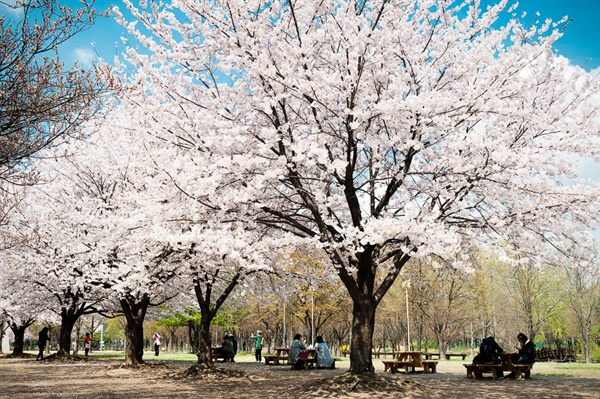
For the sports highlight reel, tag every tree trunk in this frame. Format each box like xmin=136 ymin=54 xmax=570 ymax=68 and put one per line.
xmin=0 ymin=319 xmax=5 ymax=354
xmin=579 ymin=320 xmax=591 ymax=363
xmin=196 ymin=315 xmax=213 ymax=366
xmin=57 ymin=298 xmax=90 ymax=357
xmin=435 ymin=328 xmax=448 ymax=360
xmin=188 ymin=320 xmax=200 ymax=352
xmin=192 ymin=272 xmax=241 ymax=367
xmin=335 ymin=247 xmax=409 ymax=374
xmin=57 ymin=313 xmax=77 ymax=357
xmin=73 ymin=320 xmax=81 ymax=355
xmin=120 ymin=294 xmax=150 ymax=365
xmin=348 ymin=297 xmax=376 ymax=374
xmin=9 ymin=323 xmax=28 ymax=356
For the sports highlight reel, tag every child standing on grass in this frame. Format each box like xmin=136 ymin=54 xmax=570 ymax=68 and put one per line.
xmin=84 ymin=333 xmax=92 ymax=357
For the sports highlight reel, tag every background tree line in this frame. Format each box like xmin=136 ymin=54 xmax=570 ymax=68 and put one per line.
xmin=4 ymin=250 xmax=597 ymax=362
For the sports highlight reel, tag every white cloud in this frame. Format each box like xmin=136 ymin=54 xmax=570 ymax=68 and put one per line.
xmin=590 ymin=66 xmax=600 ymax=80
xmin=72 ymin=47 xmax=96 ymax=66
xmin=0 ymin=0 xmax=23 ymax=18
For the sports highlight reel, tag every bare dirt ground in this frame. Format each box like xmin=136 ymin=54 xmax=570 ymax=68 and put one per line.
xmin=1 ymin=353 xmax=599 ymax=399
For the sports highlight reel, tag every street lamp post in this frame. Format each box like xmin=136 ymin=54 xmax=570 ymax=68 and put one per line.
xmin=100 ymin=322 xmax=105 ymax=351
xmin=283 ymin=299 xmax=286 ymax=347
xmin=402 ymin=280 xmax=411 ymax=351
xmin=311 ymin=290 xmax=315 ymax=347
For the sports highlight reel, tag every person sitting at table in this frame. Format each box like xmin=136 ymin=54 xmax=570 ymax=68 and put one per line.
xmin=473 ymin=336 xmax=503 ymax=365
xmin=314 ymin=335 xmax=334 ymax=368
xmin=288 ymin=333 xmax=306 ymax=370
xmin=213 ymin=335 xmax=234 ymax=359
xmin=505 ymin=332 xmax=535 ymax=379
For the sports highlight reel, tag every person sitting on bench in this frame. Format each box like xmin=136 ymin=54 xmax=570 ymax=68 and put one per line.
xmin=473 ymin=336 xmax=505 ymax=379
xmin=473 ymin=336 xmax=504 ymax=365
xmin=289 ymin=333 xmax=306 ymax=369
xmin=505 ymin=333 xmax=535 ymax=379
xmin=315 ymin=336 xmax=334 ymax=368
xmin=213 ymin=335 xmax=235 ymax=360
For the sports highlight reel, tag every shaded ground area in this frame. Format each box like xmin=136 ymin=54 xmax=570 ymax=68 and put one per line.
xmin=0 ymin=354 xmax=599 ymax=398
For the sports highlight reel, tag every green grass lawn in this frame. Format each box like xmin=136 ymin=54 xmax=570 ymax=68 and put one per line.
xmin=554 ymin=363 xmax=600 ymax=370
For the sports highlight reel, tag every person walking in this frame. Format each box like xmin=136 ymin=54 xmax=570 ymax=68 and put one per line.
xmin=153 ymin=332 xmax=161 ymax=356
xmin=37 ymin=327 xmax=49 ymax=361
xmin=251 ymin=331 xmax=264 ymax=363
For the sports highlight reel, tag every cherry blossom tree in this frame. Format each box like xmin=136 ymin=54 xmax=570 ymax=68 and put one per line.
xmin=0 ymin=0 xmax=115 ymax=187
xmin=22 ymin=111 xmax=194 ymax=364
xmin=117 ymin=0 xmax=600 ymax=374
xmin=0 ymin=288 xmax=36 ymax=357
xmin=99 ymin=78 xmax=281 ymax=368
xmin=7 ymin=209 xmax=107 ymax=357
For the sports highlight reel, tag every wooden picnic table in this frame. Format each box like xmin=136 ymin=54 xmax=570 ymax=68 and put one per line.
xmin=264 ymin=347 xmax=289 ymax=365
xmin=275 ymin=347 xmax=289 ymax=357
xmin=382 ymin=351 xmax=438 ymax=373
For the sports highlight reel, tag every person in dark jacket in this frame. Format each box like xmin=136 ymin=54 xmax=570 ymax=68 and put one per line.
xmin=37 ymin=327 xmax=49 ymax=361
xmin=511 ymin=333 xmax=535 ymax=364
xmin=473 ymin=336 xmax=503 ymax=365
xmin=230 ymin=334 xmax=238 ymax=354
xmin=505 ymin=332 xmax=535 ymax=379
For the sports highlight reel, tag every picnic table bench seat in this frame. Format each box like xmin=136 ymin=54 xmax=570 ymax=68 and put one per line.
xmin=316 ymin=358 xmax=336 ymax=369
xmin=264 ymin=354 xmax=289 ymax=365
xmin=294 ymin=357 xmax=317 ymax=369
xmin=383 ymin=360 xmax=438 ymax=373
xmin=464 ymin=363 xmax=503 ymax=379
xmin=444 ymin=353 xmax=467 ymax=360
xmin=211 ymin=352 xmax=235 ymax=362
xmin=511 ymin=364 xmax=533 ymax=379
xmin=382 ymin=360 xmax=414 ymax=373
xmin=421 ymin=360 xmax=438 ymax=373
xmin=464 ymin=363 xmax=533 ymax=380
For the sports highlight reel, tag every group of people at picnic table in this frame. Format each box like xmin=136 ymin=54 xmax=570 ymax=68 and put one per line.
xmin=214 ymin=330 xmax=334 ymax=368
xmin=288 ymin=333 xmax=335 ymax=369
xmin=212 ymin=334 xmax=238 ymax=357
xmin=472 ymin=332 xmax=535 ymax=379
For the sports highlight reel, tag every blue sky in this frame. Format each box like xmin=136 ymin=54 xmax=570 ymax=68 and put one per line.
xmin=2 ymin=1 xmax=598 ymax=71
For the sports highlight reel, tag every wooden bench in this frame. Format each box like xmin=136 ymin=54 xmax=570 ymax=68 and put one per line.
xmin=464 ymin=363 xmax=533 ymax=380
xmin=464 ymin=363 xmax=504 ymax=379
xmin=421 ymin=360 xmax=438 ymax=373
xmin=316 ymin=358 xmax=336 ymax=369
xmin=294 ymin=357 xmax=317 ymax=369
xmin=510 ymin=364 xmax=533 ymax=379
xmin=264 ymin=355 xmax=288 ymax=365
xmin=211 ymin=351 xmax=235 ymax=362
xmin=445 ymin=353 xmax=467 ymax=360
xmin=382 ymin=360 xmax=413 ymax=373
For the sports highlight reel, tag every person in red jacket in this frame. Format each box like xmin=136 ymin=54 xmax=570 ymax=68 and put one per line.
xmin=84 ymin=333 xmax=92 ymax=357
